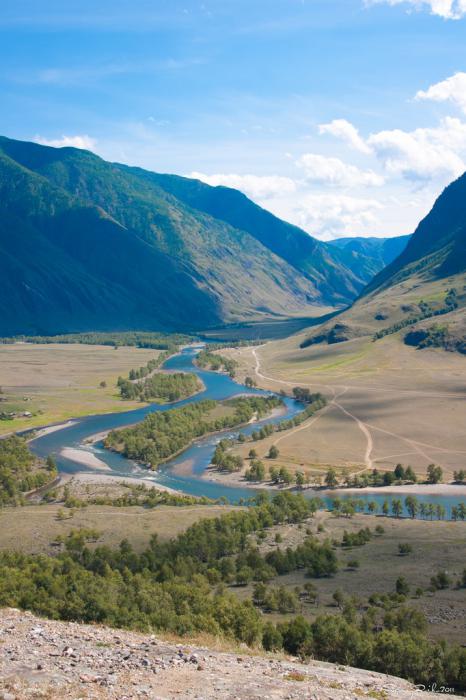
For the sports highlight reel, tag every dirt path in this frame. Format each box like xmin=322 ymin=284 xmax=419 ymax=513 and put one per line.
xmin=251 ymin=347 xmax=464 ymax=475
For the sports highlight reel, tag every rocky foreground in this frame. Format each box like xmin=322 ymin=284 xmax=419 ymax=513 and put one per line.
xmin=0 ymin=608 xmax=460 ymax=700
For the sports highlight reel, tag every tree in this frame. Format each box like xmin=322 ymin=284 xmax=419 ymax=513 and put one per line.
xmin=383 ymin=471 xmax=396 ymax=486
xmin=236 ymin=566 xmax=254 ymax=586
xmin=404 ymin=465 xmax=417 ymax=483
xmin=295 ymin=471 xmax=305 ymax=489
xmin=99 ymin=380 xmax=107 ymax=388
xmin=382 ymin=500 xmax=390 ymax=516
xmin=404 ymin=496 xmax=419 ymax=519
xmin=395 ymin=576 xmax=410 ymax=596
xmin=394 ymin=463 xmax=405 ymax=480
xmin=398 ymin=543 xmax=413 ymax=556
xmin=453 ymin=469 xmax=465 ymax=484
xmin=325 ymin=469 xmax=338 ymax=488
xmin=367 ymin=501 xmax=378 ymax=514
xmin=333 ymin=588 xmax=345 ymax=608
xmin=248 ymin=448 xmax=258 ymax=459
xmin=391 ymin=499 xmax=402 ymax=518
xmin=262 ymin=622 xmax=282 ymax=651
xmin=46 ymin=455 xmax=57 ymax=472
xmin=426 ymin=464 xmax=443 ymax=484
xmin=268 ymin=445 xmax=279 ymax=459
xmin=430 ymin=571 xmax=451 ymax=590
xmin=269 ymin=466 xmax=280 ymax=484
xmin=279 ymin=466 xmax=293 ymax=485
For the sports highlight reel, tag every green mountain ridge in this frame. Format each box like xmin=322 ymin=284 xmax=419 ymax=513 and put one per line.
xmin=363 ymin=173 xmax=466 ymax=296
xmin=0 ymin=135 xmax=391 ymax=335
xmin=299 ymin=173 xmax=466 ymax=348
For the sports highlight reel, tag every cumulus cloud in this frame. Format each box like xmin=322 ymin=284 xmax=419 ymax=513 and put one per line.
xmin=34 ymin=134 xmax=97 ymax=150
xmin=366 ymin=0 xmax=466 ymax=19
xmin=368 ymin=117 xmax=466 ymax=181
xmin=189 ymin=172 xmax=296 ymax=199
xmin=292 ymin=194 xmax=383 ymax=240
xmin=416 ymin=72 xmax=466 ymax=114
xmin=295 ymin=153 xmax=384 ymax=187
xmin=318 ymin=119 xmax=371 ymax=154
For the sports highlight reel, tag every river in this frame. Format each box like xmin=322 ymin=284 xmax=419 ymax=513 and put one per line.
xmin=29 ymin=346 xmax=465 ymax=518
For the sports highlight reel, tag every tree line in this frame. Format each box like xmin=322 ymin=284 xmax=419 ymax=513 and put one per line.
xmin=195 ymin=349 xmax=238 ymax=377
xmin=0 ymin=436 xmax=57 ymax=506
xmin=0 ymin=331 xmax=193 ymax=348
xmin=373 ymin=289 xmax=458 ymax=342
xmin=104 ymin=395 xmax=283 ymax=469
xmin=0 ymin=491 xmax=464 ymax=690
xmin=118 ymin=371 xmax=201 ymax=402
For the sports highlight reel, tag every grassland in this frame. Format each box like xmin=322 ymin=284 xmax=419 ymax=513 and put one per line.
xmin=0 ymin=501 xmax=236 ymax=554
xmin=238 ymin=510 xmax=466 ymax=645
xmin=0 ymin=343 xmax=161 ymax=435
xmin=223 ymin=274 xmax=466 ymax=481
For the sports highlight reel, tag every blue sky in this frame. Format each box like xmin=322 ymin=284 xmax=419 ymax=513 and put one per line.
xmin=1 ymin=0 xmax=466 ymax=239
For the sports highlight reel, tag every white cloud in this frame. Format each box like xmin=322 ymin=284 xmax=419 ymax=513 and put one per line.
xmin=292 ymin=194 xmax=383 ymax=240
xmin=295 ymin=153 xmax=384 ymax=187
xmin=189 ymin=172 xmax=296 ymax=199
xmin=34 ymin=134 xmax=97 ymax=150
xmin=416 ymin=72 xmax=466 ymax=114
xmin=366 ymin=0 xmax=466 ymax=19
xmin=368 ymin=117 xmax=466 ymax=181
xmin=318 ymin=119 xmax=371 ymax=154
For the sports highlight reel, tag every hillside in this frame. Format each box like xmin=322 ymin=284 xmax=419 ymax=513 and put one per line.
xmin=142 ymin=172 xmax=377 ymax=301
xmin=300 ymin=174 xmax=466 ymax=347
xmin=363 ymin=173 xmax=466 ymax=297
xmin=0 ymin=136 xmax=377 ymax=336
xmin=0 ymin=608 xmax=458 ymax=700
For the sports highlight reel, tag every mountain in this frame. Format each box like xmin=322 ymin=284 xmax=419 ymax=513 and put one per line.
xmin=140 ymin=172 xmax=377 ymax=302
xmin=299 ymin=175 xmax=466 ymax=348
xmin=0 ymin=135 xmax=376 ymax=336
xmin=363 ymin=174 xmax=466 ymax=296
xmin=327 ymin=234 xmax=411 ymax=280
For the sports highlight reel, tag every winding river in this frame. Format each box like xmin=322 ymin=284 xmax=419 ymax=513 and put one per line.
xmin=29 ymin=347 xmax=465 ymax=517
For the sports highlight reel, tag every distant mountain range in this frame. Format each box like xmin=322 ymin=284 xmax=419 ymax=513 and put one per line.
xmin=327 ymin=234 xmax=411 ymax=280
xmin=0 ymin=135 xmax=404 ymax=336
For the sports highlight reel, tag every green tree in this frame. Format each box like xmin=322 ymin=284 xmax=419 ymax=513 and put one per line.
xmin=404 ymin=465 xmax=417 ymax=483
xmin=395 ymin=576 xmax=410 ymax=596
xmin=394 ymin=463 xmax=405 ymax=480
xmin=325 ymin=469 xmax=338 ymax=488
xmin=426 ymin=464 xmax=443 ymax=484
xmin=268 ymin=445 xmax=279 ymax=459
xmin=279 ymin=466 xmax=292 ymax=485
xmin=391 ymin=499 xmax=402 ymax=518
xmin=295 ymin=471 xmax=305 ymax=489
xmin=404 ymin=496 xmax=419 ymax=519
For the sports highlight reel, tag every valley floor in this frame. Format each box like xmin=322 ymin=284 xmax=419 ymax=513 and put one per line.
xmin=224 ymin=333 xmax=466 ymax=481
xmin=0 ymin=343 xmax=160 ymax=436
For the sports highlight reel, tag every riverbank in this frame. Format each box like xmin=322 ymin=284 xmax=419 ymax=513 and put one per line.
xmin=60 ymin=447 xmax=111 ymax=470
xmin=69 ymin=471 xmax=182 ymax=494
xmin=329 ymin=483 xmax=466 ymax=496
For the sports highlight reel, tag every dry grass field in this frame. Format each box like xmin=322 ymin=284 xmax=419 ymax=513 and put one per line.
xmin=0 ymin=343 xmax=160 ymax=435
xmin=225 ymin=320 xmax=466 ymax=480
xmin=0 ymin=502 xmax=236 ymax=554
xmin=237 ymin=511 xmax=466 ymax=645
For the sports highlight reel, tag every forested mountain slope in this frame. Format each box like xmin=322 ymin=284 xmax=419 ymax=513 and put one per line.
xmin=0 ymin=137 xmax=345 ymax=334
